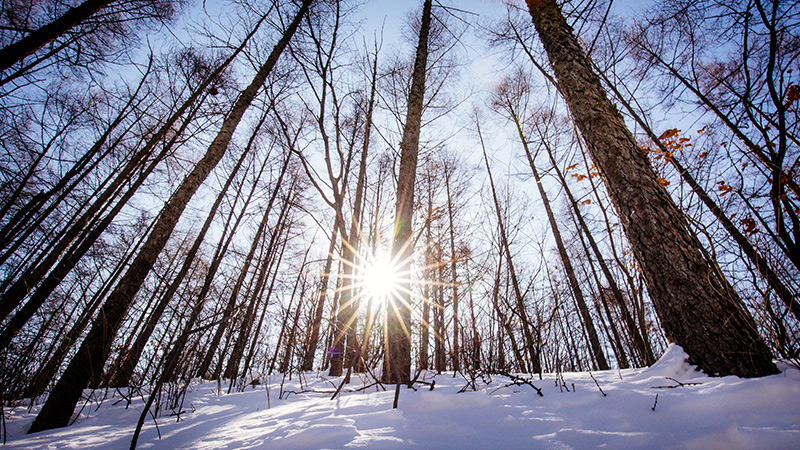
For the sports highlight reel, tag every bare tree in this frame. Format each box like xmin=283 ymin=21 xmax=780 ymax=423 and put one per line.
xmin=524 ymin=0 xmax=776 ymax=377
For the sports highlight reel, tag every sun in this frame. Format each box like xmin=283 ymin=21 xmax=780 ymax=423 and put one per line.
xmin=359 ymin=251 xmax=402 ymax=306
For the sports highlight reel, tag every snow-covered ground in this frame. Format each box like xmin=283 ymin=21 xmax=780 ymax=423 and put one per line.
xmin=3 ymin=346 xmax=800 ymax=449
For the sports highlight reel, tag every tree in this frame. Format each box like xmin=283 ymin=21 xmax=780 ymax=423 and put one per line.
xmin=384 ymin=0 xmax=432 ymax=385
xmin=27 ymin=0 xmax=312 ymax=433
xmin=524 ymin=0 xmax=777 ymax=377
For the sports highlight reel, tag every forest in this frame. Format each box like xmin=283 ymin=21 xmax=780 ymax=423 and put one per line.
xmin=0 ymin=0 xmax=798 ymax=441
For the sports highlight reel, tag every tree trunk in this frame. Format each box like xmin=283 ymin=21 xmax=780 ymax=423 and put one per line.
xmin=445 ymin=170 xmax=460 ymax=372
xmin=385 ymin=0 xmax=432 ymax=385
xmin=108 ymin=127 xmax=256 ymax=387
xmin=302 ymin=224 xmax=338 ymax=371
xmin=598 ymin=71 xmax=800 ymax=324
xmin=27 ymin=1 xmax=311 ymax=433
xmin=0 ymin=0 xmax=113 ymax=73
xmin=525 ymin=0 xmax=777 ymax=377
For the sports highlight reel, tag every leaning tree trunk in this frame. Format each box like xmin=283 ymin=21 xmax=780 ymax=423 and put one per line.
xmin=0 ymin=0 xmax=114 ymax=73
xmin=384 ymin=0 xmax=432 ymax=385
xmin=525 ymin=0 xmax=777 ymax=377
xmin=27 ymin=0 xmax=312 ymax=433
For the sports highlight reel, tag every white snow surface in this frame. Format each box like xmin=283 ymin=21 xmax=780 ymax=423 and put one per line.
xmin=4 ymin=345 xmax=800 ymax=449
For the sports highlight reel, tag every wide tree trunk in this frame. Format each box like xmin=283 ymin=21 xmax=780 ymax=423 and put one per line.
xmin=525 ymin=0 xmax=777 ymax=377
xmin=27 ymin=0 xmax=311 ymax=433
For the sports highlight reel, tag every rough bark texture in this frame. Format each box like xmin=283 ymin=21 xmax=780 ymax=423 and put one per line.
xmin=27 ymin=0 xmax=311 ymax=433
xmin=599 ymin=73 xmax=800 ymax=324
xmin=525 ymin=0 xmax=777 ymax=378
xmin=385 ymin=0 xmax=432 ymax=385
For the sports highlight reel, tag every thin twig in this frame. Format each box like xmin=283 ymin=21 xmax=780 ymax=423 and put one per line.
xmin=589 ymin=372 xmax=607 ymax=397
xmin=651 ymin=377 xmax=703 ymax=389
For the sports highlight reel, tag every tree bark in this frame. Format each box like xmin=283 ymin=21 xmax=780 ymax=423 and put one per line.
xmin=525 ymin=0 xmax=777 ymax=377
xmin=385 ymin=0 xmax=432 ymax=384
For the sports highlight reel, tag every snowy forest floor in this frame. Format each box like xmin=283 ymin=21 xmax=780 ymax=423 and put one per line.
xmin=3 ymin=346 xmax=800 ymax=449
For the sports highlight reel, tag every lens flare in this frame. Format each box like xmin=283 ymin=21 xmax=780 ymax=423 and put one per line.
xmin=359 ymin=251 xmax=401 ymax=306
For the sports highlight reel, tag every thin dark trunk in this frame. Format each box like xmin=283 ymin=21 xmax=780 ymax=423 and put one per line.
xmin=477 ymin=119 xmax=540 ymax=374
xmin=445 ymin=171 xmax=460 ymax=372
xmin=198 ymin=150 xmax=292 ymax=378
xmin=225 ymin=179 xmax=294 ymax=380
xmin=543 ymin=132 xmax=653 ymax=366
xmin=513 ymin=111 xmax=608 ymax=371
xmin=302 ymin=224 xmax=338 ymax=371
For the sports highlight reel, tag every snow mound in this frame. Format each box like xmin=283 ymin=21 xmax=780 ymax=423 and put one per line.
xmin=628 ymin=344 xmax=704 ymax=383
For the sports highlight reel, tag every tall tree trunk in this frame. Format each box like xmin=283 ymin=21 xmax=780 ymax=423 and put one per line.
xmin=525 ymin=0 xmax=777 ymax=377
xmin=492 ymin=244 xmax=525 ymax=371
xmin=444 ymin=170 xmax=460 ymax=372
xmin=385 ymin=0 xmax=432 ymax=384
xmin=279 ymin=248 xmax=311 ymax=374
xmin=503 ymin=103 xmax=607 ymax=370
xmin=27 ymin=1 xmax=311 ymax=433
xmin=302 ymin=224 xmax=338 ymax=371
xmin=108 ymin=125 xmax=257 ymax=388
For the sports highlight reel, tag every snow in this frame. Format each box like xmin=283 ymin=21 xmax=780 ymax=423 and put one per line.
xmin=4 ymin=345 xmax=800 ymax=449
